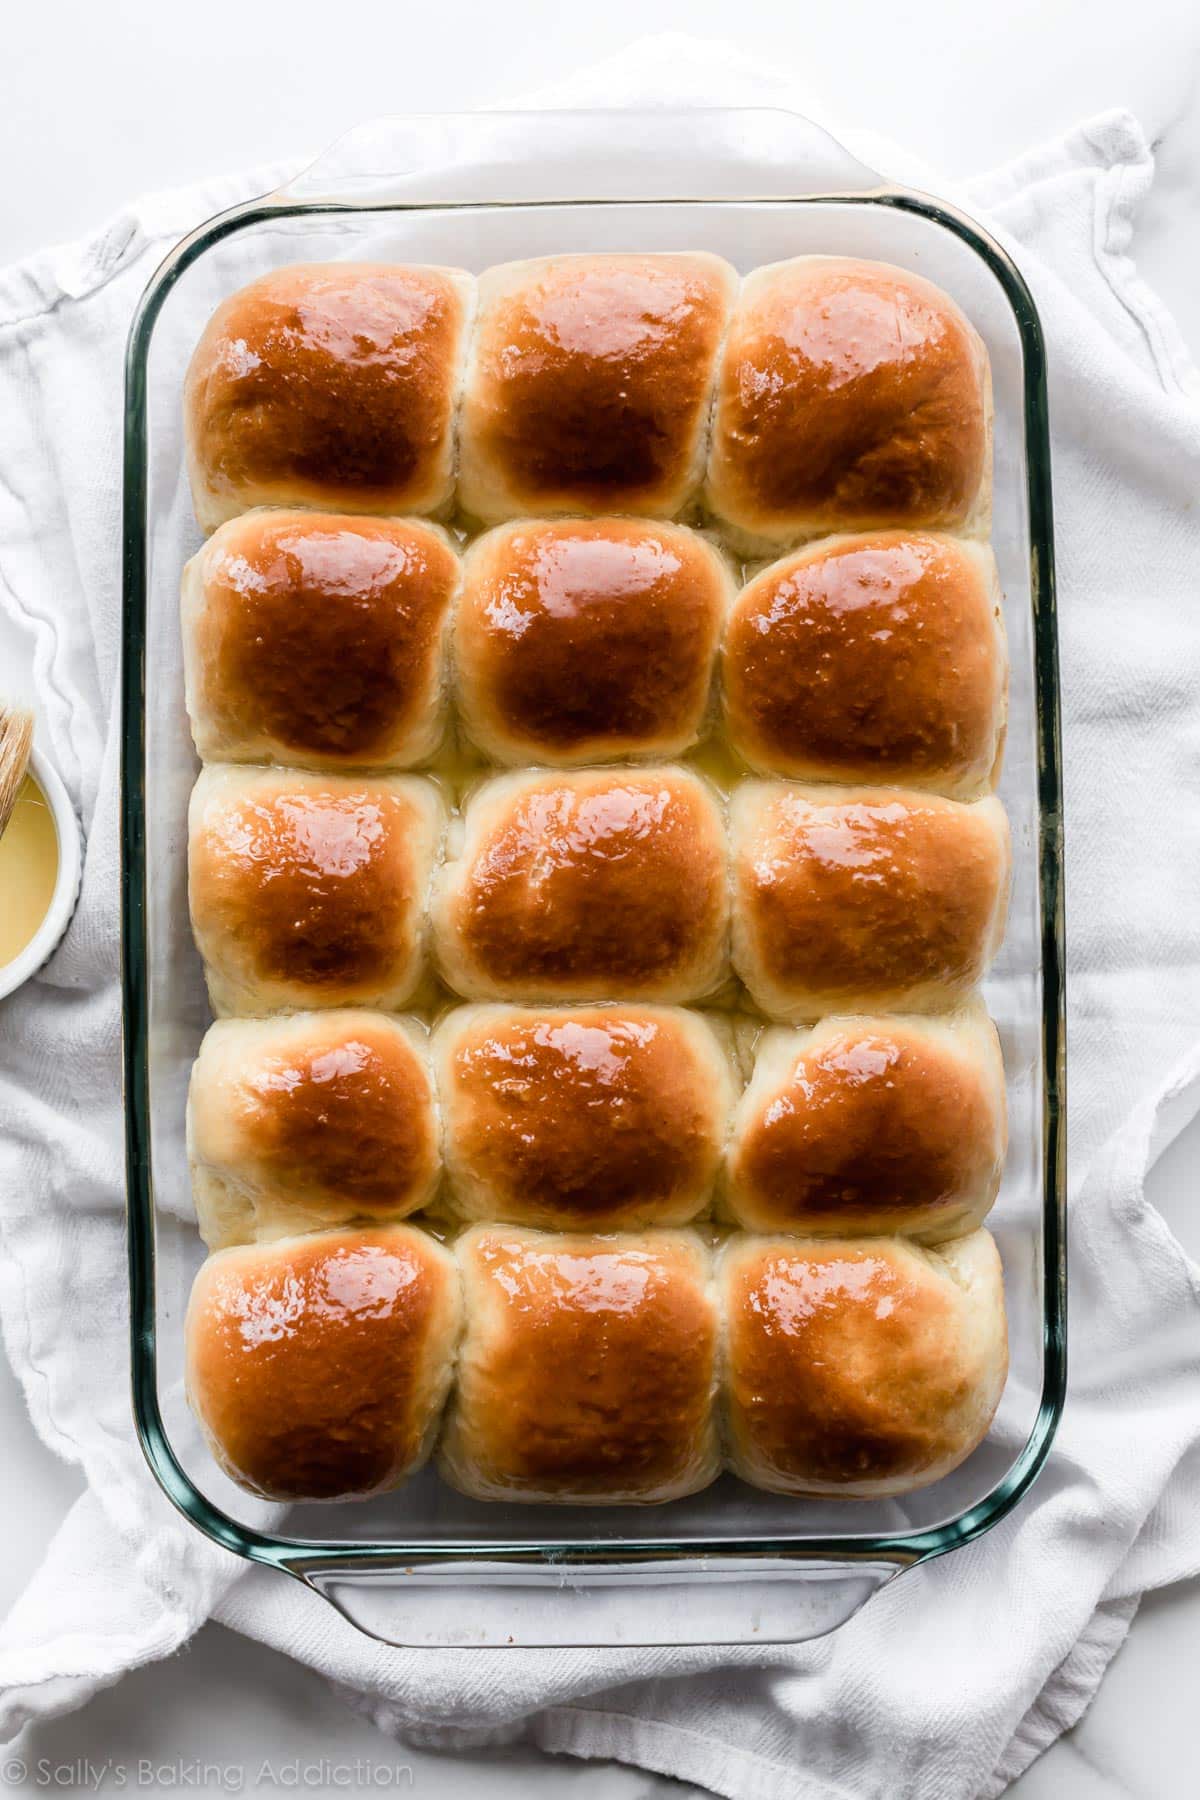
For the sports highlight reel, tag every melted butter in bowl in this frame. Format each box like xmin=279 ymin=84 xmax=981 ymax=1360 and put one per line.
xmin=0 ymin=773 xmax=60 ymax=967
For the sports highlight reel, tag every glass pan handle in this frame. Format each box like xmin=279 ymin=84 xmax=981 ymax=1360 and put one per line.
xmin=274 ymin=108 xmax=888 ymax=208
xmin=284 ymin=1553 xmax=908 ymax=1648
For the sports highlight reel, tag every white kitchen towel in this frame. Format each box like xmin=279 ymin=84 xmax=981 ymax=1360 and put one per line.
xmin=2 ymin=34 xmax=1200 ymax=1800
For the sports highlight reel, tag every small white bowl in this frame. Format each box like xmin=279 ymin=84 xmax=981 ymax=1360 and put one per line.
xmin=0 ymin=746 xmax=84 ymax=1002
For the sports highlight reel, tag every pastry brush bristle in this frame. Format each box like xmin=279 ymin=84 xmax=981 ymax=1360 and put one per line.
xmin=0 ymin=705 xmax=34 ymax=842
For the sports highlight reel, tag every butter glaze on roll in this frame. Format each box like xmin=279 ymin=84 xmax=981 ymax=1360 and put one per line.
xmin=723 ymin=532 xmax=1007 ymax=795
xmin=188 ymin=1012 xmax=440 ymax=1248
xmin=439 ymin=1225 xmax=719 ymax=1503
xmin=185 ymin=1225 xmax=461 ymax=1501
xmin=434 ymin=767 xmax=729 ymax=1003
xmin=457 ymin=254 xmax=737 ymax=525
xmin=184 ymin=262 xmax=473 ymax=531
xmin=731 ymin=783 xmax=1010 ymax=1020
xmin=719 ymin=1229 xmax=1007 ymax=1496
xmin=182 ymin=511 xmax=460 ymax=770
xmin=456 ymin=519 xmax=731 ymax=765
xmin=434 ymin=1004 xmax=733 ymax=1229
xmin=188 ymin=765 xmax=442 ymax=1015
xmin=707 ymin=258 xmax=991 ymax=549
xmin=727 ymin=1005 xmax=1006 ymax=1240
xmin=178 ymin=250 xmax=1016 ymax=1514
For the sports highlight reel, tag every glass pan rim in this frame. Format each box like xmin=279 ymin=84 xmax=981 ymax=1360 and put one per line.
xmin=120 ymin=179 xmax=1067 ymax=1585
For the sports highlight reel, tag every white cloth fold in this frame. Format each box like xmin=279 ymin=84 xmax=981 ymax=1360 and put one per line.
xmin=1 ymin=36 xmax=1199 ymax=1800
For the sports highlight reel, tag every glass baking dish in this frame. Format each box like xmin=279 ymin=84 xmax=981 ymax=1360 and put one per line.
xmin=120 ymin=108 xmax=1066 ymax=1648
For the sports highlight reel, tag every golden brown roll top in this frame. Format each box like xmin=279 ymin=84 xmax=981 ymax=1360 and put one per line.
xmin=182 ymin=511 xmax=460 ymax=770
xmin=457 ymin=253 xmax=738 ymax=525
xmin=178 ymin=250 xmax=1013 ymax=1516
xmin=185 ymin=1225 xmax=462 ymax=1501
xmin=434 ymin=1004 xmax=733 ymax=1230
xmin=722 ymin=532 xmax=1007 ymax=795
xmin=433 ymin=766 xmax=729 ymax=1004
xmin=186 ymin=1225 xmax=1007 ymax=1505
xmin=731 ymin=783 xmax=1010 ymax=1020
xmin=188 ymin=765 xmax=442 ymax=1015
xmin=727 ymin=1005 xmax=1006 ymax=1240
xmin=184 ymin=262 xmax=474 ymax=532
xmin=707 ymin=257 xmax=991 ymax=549
xmin=187 ymin=1012 xmax=440 ymax=1248
xmin=455 ymin=518 xmax=730 ymax=764
xmin=439 ymin=1225 xmax=720 ymax=1503
xmin=182 ymin=254 xmax=989 ymax=546
xmin=719 ymin=1229 xmax=1007 ymax=1496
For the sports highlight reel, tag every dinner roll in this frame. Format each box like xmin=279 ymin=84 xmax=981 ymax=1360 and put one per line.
xmin=730 ymin=783 xmax=1010 ymax=1019
xmin=707 ymin=258 xmax=990 ymax=549
xmin=188 ymin=765 xmax=442 ymax=1015
xmin=186 ymin=1225 xmax=461 ymax=1501
xmin=439 ymin=1225 xmax=719 ymax=1503
xmin=184 ymin=262 xmax=473 ymax=532
xmin=182 ymin=511 xmax=460 ymax=769
xmin=434 ymin=767 xmax=729 ymax=1003
xmin=187 ymin=1012 xmax=440 ymax=1248
xmin=723 ymin=532 xmax=1007 ymax=796
xmin=727 ymin=1004 xmax=1006 ymax=1239
xmin=719 ymin=1229 xmax=1007 ymax=1496
xmin=455 ymin=519 xmax=730 ymax=764
xmin=434 ymin=1004 xmax=733 ymax=1229
xmin=457 ymin=253 xmax=737 ymax=525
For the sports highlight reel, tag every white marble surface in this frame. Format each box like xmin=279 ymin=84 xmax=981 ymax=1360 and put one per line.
xmin=1 ymin=6 xmax=1198 ymax=1796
